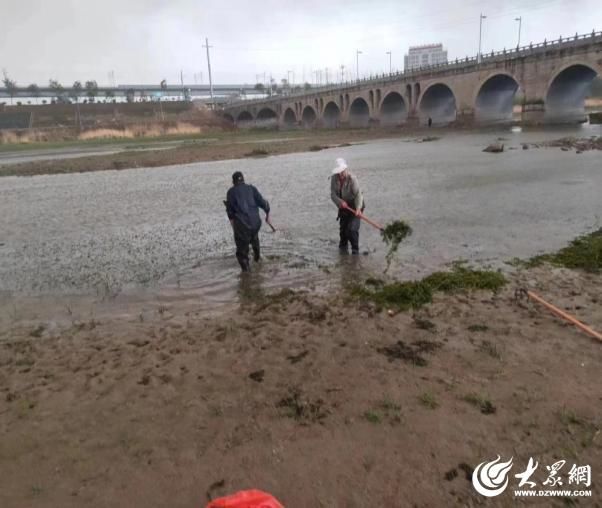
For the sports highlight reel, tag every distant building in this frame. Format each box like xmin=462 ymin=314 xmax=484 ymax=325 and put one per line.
xmin=404 ymin=44 xmax=448 ymax=71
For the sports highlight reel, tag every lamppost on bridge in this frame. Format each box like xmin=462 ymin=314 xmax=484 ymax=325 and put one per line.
xmin=386 ymin=51 xmax=392 ymax=74
xmin=356 ymin=50 xmax=362 ymax=81
xmin=478 ymin=13 xmax=487 ymax=64
xmin=340 ymin=64 xmax=345 ymax=83
xmin=515 ymin=17 xmax=522 ymax=48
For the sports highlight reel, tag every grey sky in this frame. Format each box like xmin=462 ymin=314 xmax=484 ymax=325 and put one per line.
xmin=1 ymin=0 xmax=601 ymax=87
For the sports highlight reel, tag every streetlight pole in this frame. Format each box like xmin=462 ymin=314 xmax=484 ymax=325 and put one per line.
xmin=203 ymin=38 xmax=214 ymax=108
xmin=478 ymin=13 xmax=487 ymax=63
xmin=386 ymin=51 xmax=392 ymax=74
xmin=356 ymin=50 xmax=362 ymax=81
xmin=340 ymin=64 xmax=345 ymax=83
xmin=515 ymin=17 xmax=522 ymax=48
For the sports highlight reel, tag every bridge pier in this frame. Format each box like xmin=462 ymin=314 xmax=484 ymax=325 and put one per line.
xmin=520 ymin=102 xmax=546 ymax=125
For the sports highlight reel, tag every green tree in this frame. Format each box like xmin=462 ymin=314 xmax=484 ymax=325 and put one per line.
xmin=85 ymin=80 xmax=98 ymax=101
xmin=2 ymin=71 xmax=18 ymax=104
xmin=27 ymin=83 xmax=40 ymax=97
xmin=70 ymin=81 xmax=83 ymax=103
xmin=254 ymin=83 xmax=265 ymax=92
xmin=105 ymin=90 xmax=115 ymax=100
xmin=126 ymin=88 xmax=136 ymax=103
xmin=49 ymin=79 xmax=64 ymax=100
xmin=304 ymin=82 xmax=312 ymax=91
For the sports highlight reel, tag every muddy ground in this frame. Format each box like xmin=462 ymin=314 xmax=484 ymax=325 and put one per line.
xmin=1 ymin=263 xmax=600 ymax=507
xmin=0 ymin=129 xmax=394 ymax=177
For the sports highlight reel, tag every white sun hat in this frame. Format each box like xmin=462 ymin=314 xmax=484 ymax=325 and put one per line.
xmin=332 ymin=157 xmax=348 ymax=174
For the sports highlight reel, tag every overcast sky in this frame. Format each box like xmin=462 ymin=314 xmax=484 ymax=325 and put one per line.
xmin=1 ymin=0 xmax=601 ymax=87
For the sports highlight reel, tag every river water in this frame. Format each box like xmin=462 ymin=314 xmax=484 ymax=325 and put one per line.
xmin=1 ymin=125 xmax=601 ymax=319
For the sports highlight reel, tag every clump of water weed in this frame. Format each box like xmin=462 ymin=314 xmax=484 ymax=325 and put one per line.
xmin=421 ymin=264 xmax=506 ymax=293
xmin=351 ymin=265 xmax=506 ymax=311
xmin=381 ymin=220 xmax=413 ymax=272
xmin=525 ymin=228 xmax=602 ymax=273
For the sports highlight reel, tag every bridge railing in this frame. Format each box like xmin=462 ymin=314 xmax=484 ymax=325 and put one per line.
xmin=224 ymin=29 xmax=602 ymax=108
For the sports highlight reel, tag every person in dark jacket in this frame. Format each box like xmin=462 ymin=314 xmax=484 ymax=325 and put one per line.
xmin=225 ymin=171 xmax=270 ymax=272
xmin=330 ymin=158 xmax=364 ymax=254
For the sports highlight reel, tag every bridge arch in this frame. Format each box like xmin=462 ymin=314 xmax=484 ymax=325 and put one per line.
xmin=379 ymin=91 xmax=407 ymax=126
xmin=236 ymin=111 xmax=254 ymax=127
xmin=545 ymin=62 xmax=600 ymax=122
xmin=222 ymin=113 xmax=234 ymax=124
xmin=474 ymin=72 xmax=521 ymax=123
xmin=302 ymin=105 xmax=317 ymax=128
xmin=283 ymin=107 xmax=297 ymax=127
xmin=349 ymin=97 xmax=370 ymax=127
xmin=418 ymin=83 xmax=456 ymax=125
xmin=323 ymin=101 xmax=341 ymax=128
xmin=256 ymin=107 xmax=278 ymax=127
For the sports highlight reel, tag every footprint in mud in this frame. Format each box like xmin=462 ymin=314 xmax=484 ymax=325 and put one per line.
xmin=377 ymin=339 xmax=441 ymax=367
xmin=286 ymin=350 xmax=309 ymax=364
xmin=249 ymin=369 xmax=265 ymax=382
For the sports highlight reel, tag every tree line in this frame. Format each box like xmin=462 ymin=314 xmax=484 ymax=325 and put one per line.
xmin=1 ymin=71 xmax=179 ymax=105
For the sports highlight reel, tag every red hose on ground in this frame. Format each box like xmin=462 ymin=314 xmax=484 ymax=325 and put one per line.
xmin=523 ymin=289 xmax=602 ymax=342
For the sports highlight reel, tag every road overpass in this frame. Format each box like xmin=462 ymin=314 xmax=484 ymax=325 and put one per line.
xmin=222 ymin=30 xmax=602 ymax=127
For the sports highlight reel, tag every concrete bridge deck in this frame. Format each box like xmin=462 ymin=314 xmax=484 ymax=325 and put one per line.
xmin=222 ymin=30 xmax=602 ymax=126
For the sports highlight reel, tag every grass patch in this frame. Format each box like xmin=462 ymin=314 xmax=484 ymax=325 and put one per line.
xmin=519 ymin=229 xmax=602 ymax=273
xmin=418 ymin=392 xmax=439 ymax=409
xmin=351 ymin=265 xmax=506 ymax=311
xmin=558 ymin=408 xmax=599 ymax=449
xmin=363 ymin=411 xmax=381 ymax=424
xmin=463 ymin=393 xmax=497 ymax=414
xmin=421 ymin=265 xmax=506 ymax=293
xmin=364 ymin=400 xmax=403 ymax=425
xmin=276 ymin=388 xmax=328 ymax=425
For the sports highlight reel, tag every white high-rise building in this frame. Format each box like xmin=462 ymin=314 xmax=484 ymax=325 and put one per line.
xmin=404 ymin=44 xmax=448 ymax=71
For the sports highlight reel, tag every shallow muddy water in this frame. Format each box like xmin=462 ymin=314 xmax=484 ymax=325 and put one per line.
xmin=1 ymin=124 xmax=601 ymax=319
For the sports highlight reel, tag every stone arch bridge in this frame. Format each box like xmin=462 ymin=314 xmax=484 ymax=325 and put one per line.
xmin=222 ymin=31 xmax=602 ymax=128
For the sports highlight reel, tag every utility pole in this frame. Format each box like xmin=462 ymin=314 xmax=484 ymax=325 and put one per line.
xmin=478 ymin=13 xmax=487 ymax=63
xmin=386 ymin=51 xmax=392 ymax=74
xmin=515 ymin=16 xmax=522 ymax=48
xmin=203 ymin=37 xmax=214 ymax=108
xmin=356 ymin=50 xmax=362 ymax=81
xmin=180 ymin=69 xmax=184 ymax=101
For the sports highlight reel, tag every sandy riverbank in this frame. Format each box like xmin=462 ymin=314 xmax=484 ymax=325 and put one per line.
xmin=1 ymin=260 xmax=600 ymax=507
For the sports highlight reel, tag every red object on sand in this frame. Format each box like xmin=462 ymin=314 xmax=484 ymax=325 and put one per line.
xmin=206 ymin=489 xmax=284 ymax=508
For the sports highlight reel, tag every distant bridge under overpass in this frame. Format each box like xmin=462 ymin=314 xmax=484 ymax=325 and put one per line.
xmin=222 ymin=30 xmax=602 ymax=127
xmin=0 ymin=84 xmax=263 ymax=102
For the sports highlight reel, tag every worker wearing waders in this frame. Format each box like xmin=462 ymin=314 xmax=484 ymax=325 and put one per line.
xmin=225 ymin=171 xmax=270 ymax=272
xmin=330 ymin=158 xmax=364 ymax=255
